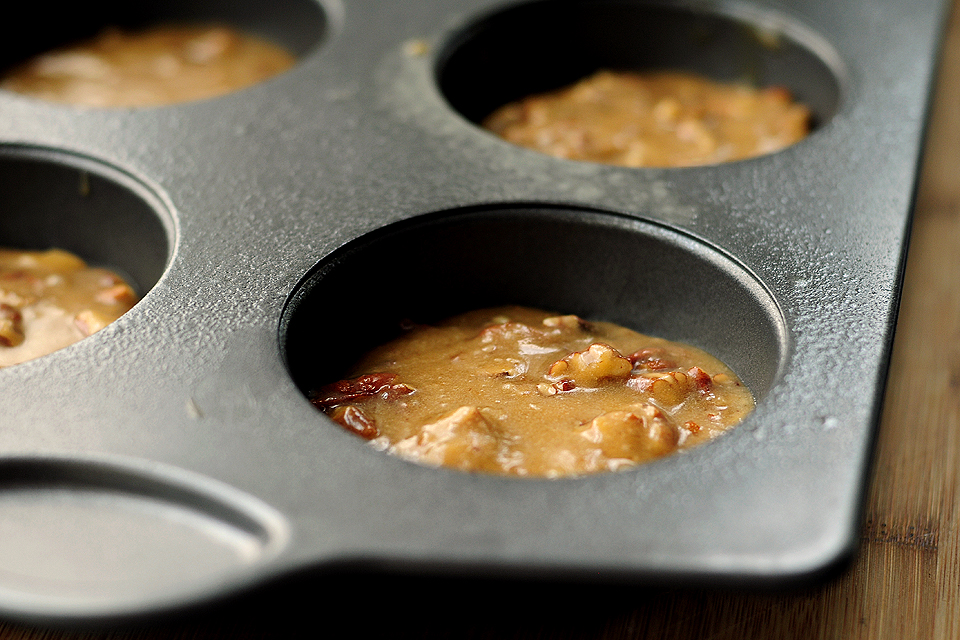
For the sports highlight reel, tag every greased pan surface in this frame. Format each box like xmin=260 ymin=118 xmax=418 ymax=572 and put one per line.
xmin=0 ymin=0 xmax=949 ymax=624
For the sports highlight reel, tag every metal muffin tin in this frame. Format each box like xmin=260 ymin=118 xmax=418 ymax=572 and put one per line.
xmin=0 ymin=0 xmax=949 ymax=625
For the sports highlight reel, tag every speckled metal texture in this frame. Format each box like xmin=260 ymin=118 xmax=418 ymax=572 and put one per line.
xmin=0 ymin=0 xmax=949 ymax=625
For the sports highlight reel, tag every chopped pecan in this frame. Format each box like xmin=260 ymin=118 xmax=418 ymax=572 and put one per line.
xmin=381 ymin=382 xmax=415 ymax=400
xmin=539 ymin=378 xmax=577 ymax=395
xmin=712 ymin=373 xmax=733 ymax=385
xmin=627 ymin=347 xmax=677 ymax=370
xmin=390 ymin=406 xmax=503 ymax=472
xmin=547 ymin=343 xmax=632 ymax=387
xmin=687 ymin=366 xmax=713 ymax=396
xmin=0 ymin=303 xmax=24 ymax=347
xmin=627 ymin=371 xmax=691 ymax=406
xmin=95 ymin=283 xmax=137 ymax=306
xmin=74 ymin=309 xmax=111 ymax=336
xmin=580 ymin=403 xmax=679 ymax=460
xmin=328 ymin=405 xmax=379 ymax=440
xmin=310 ymin=372 xmax=413 ymax=408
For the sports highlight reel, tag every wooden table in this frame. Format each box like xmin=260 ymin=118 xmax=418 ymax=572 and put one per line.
xmin=3 ymin=2 xmax=958 ymax=637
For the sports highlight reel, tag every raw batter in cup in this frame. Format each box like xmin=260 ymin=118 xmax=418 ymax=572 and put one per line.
xmin=1 ymin=24 xmax=295 ymax=107
xmin=311 ymin=306 xmax=754 ymax=477
xmin=0 ymin=248 xmax=138 ymax=367
xmin=483 ymin=70 xmax=811 ymax=167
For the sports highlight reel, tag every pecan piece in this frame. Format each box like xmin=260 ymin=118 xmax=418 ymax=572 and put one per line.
xmin=547 ymin=343 xmax=632 ymax=387
xmin=627 ymin=371 xmax=691 ymax=406
xmin=74 ymin=309 xmax=112 ymax=336
xmin=0 ymin=303 xmax=24 ymax=347
xmin=390 ymin=406 xmax=503 ymax=472
xmin=95 ymin=282 xmax=137 ymax=306
xmin=627 ymin=347 xmax=677 ymax=371
xmin=328 ymin=405 xmax=379 ymax=440
xmin=580 ymin=403 xmax=679 ymax=460
xmin=310 ymin=372 xmax=413 ymax=408
xmin=537 ymin=379 xmax=577 ymax=396
xmin=687 ymin=366 xmax=713 ymax=396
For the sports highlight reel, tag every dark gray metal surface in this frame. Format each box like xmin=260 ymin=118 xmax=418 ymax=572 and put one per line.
xmin=0 ymin=0 xmax=949 ymax=624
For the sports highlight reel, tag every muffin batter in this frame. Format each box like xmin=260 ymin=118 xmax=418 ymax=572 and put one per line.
xmin=0 ymin=248 xmax=138 ymax=367
xmin=1 ymin=24 xmax=295 ymax=107
xmin=311 ymin=306 xmax=754 ymax=477
xmin=482 ymin=70 xmax=811 ymax=167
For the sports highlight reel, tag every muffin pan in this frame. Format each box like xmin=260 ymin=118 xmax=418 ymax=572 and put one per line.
xmin=0 ymin=0 xmax=950 ymax=624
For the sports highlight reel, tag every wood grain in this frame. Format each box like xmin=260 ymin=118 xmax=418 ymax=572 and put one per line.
xmin=1 ymin=1 xmax=958 ymax=637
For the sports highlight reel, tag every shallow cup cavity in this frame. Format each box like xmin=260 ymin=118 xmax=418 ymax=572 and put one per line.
xmin=281 ymin=205 xmax=787 ymax=408
xmin=437 ymin=0 xmax=843 ymax=140
xmin=0 ymin=148 xmax=171 ymax=303
xmin=0 ymin=456 xmax=287 ymax=620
